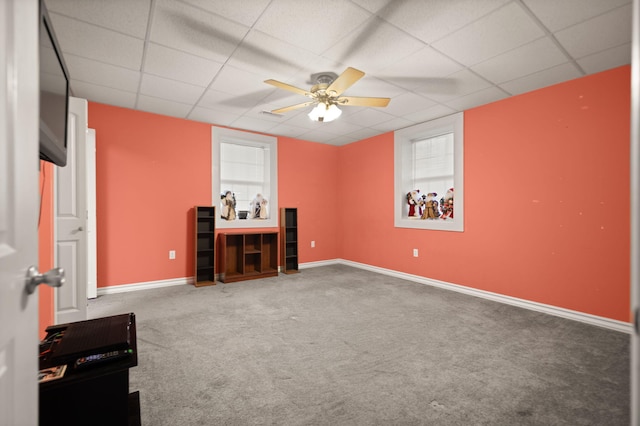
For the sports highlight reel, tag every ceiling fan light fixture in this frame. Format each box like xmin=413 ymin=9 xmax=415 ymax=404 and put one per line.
xmin=308 ymin=102 xmax=342 ymax=122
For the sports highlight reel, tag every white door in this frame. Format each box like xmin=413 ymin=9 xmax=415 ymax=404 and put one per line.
xmin=86 ymin=128 xmax=97 ymax=299
xmin=55 ymin=97 xmax=87 ymax=324
xmin=0 ymin=0 xmax=40 ymax=424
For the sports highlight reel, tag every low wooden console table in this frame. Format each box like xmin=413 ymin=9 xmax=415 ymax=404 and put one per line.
xmin=219 ymin=231 xmax=278 ymax=283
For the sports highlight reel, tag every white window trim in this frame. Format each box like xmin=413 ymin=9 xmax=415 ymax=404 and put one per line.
xmin=212 ymin=126 xmax=278 ymax=229
xmin=394 ymin=112 xmax=464 ymax=232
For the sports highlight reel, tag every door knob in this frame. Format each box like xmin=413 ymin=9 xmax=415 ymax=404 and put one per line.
xmin=25 ymin=266 xmax=65 ymax=294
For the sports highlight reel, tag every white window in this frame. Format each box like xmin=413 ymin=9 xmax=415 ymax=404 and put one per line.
xmin=212 ymin=127 xmax=278 ymax=229
xmin=394 ymin=112 xmax=464 ymax=231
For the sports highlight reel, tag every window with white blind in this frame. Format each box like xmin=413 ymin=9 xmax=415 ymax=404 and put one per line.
xmin=212 ymin=127 xmax=278 ymax=229
xmin=394 ymin=112 xmax=464 ymax=231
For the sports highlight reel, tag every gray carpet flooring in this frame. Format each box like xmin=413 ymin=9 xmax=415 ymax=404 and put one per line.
xmin=88 ymin=264 xmax=630 ymax=425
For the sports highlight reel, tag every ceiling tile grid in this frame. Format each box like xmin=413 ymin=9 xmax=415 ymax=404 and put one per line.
xmin=498 ymin=62 xmax=583 ymax=96
xmin=44 ymin=0 xmax=632 ymax=146
xmin=143 ymin=43 xmax=224 ymax=87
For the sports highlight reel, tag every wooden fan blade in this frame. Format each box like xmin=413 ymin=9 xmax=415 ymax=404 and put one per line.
xmin=337 ymin=96 xmax=390 ymax=107
xmin=326 ymin=67 xmax=365 ymax=97
xmin=264 ymin=79 xmax=311 ymax=97
xmin=271 ymin=101 xmax=315 ymax=114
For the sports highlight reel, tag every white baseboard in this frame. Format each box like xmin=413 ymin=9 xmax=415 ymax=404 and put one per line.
xmin=299 ymin=259 xmax=340 ymax=269
xmin=96 ymin=259 xmax=632 ymax=334
xmin=336 ymin=259 xmax=633 ymax=334
xmin=96 ymin=277 xmax=192 ymax=296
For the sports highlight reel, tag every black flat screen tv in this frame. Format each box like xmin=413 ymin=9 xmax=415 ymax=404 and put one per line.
xmin=39 ymin=0 xmax=69 ymax=167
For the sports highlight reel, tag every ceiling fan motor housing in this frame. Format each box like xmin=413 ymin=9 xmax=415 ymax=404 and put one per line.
xmin=310 ymin=72 xmax=339 ymax=98
xmin=308 ymin=71 xmax=338 ymax=86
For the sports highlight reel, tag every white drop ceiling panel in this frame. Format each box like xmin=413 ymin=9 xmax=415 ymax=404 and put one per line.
xmin=377 ymin=47 xmax=464 ymax=89
xmin=323 ymin=18 xmax=425 ymax=73
xmin=137 ymin=95 xmax=192 ymax=118
xmin=342 ymin=108 xmax=396 ymax=127
xmin=522 ymin=0 xmax=631 ymax=32
xmin=347 ymin=0 xmax=392 ymax=14
xmin=343 ymin=127 xmax=384 ymax=142
xmin=139 ymin=74 xmax=205 ymax=105
xmin=64 ymin=54 xmax=140 ymax=93
xmin=325 ymin=135 xmax=361 ymax=146
xmin=498 ymin=63 xmax=582 ymax=96
xmin=403 ymin=104 xmax=458 ymax=124
xmin=180 ymin=0 xmax=271 ymax=27
xmin=335 ymin=76 xmax=406 ymax=100
xmin=254 ymin=0 xmax=371 ymax=55
xmin=279 ymin=112 xmax=328 ymax=130
xmin=384 ymin=92 xmax=437 ymax=117
xmin=49 ymin=13 xmax=144 ymax=70
xmin=432 ymin=2 xmax=545 ymax=66
xmin=416 ymin=69 xmax=492 ymax=103
xmin=444 ymin=87 xmax=509 ymax=111
xmin=70 ymin=81 xmax=137 ymax=110
xmin=150 ymin=0 xmax=248 ymax=63
xmin=267 ymin=123 xmax=310 ymax=139
xmin=208 ymin=65 xmax=272 ymax=97
xmin=554 ymin=5 xmax=633 ymax=59
xmin=376 ymin=0 xmax=511 ymax=44
xmin=45 ymin=0 xmax=151 ymax=38
xmin=369 ymin=116 xmax=415 ymax=133
xmin=245 ymin=105 xmax=289 ymax=123
xmin=471 ymin=37 xmax=568 ymax=84
xmin=44 ymin=0 xmax=633 ymax=146
xmin=226 ymin=30 xmax=317 ymax=80
xmin=297 ymin=126 xmax=343 ymax=142
xmin=198 ymin=89 xmax=259 ymax=115
xmin=577 ymin=43 xmax=632 ymax=74
xmin=188 ymin=106 xmax=240 ymax=126
xmin=314 ymin=119 xmax=364 ymax=136
xmin=230 ymin=116 xmax=279 ymax=133
xmin=144 ymin=43 xmax=223 ymax=87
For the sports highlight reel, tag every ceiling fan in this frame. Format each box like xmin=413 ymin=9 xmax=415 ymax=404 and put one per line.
xmin=264 ymin=67 xmax=390 ymax=122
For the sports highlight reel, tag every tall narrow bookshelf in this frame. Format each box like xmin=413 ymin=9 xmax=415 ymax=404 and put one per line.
xmin=194 ymin=206 xmax=215 ymax=286
xmin=219 ymin=232 xmax=278 ymax=283
xmin=280 ymin=208 xmax=299 ymax=274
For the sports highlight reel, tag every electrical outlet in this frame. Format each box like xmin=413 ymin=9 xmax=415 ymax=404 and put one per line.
xmin=311 ymin=241 xmax=315 ymax=248
xmin=413 ymin=248 xmax=418 ymax=257
xmin=169 ymin=250 xmax=176 ymax=260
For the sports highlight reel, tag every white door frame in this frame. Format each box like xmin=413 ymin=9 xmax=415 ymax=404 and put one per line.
xmin=631 ymin=0 xmax=639 ymax=423
xmin=87 ymin=128 xmax=97 ymax=299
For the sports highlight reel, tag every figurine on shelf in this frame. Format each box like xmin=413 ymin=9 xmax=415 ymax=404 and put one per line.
xmin=220 ymin=190 xmax=237 ymax=220
xmin=250 ymin=193 xmax=268 ymax=219
xmin=421 ymin=192 xmax=439 ymax=219
xmin=440 ymin=188 xmax=454 ymax=220
xmin=259 ymin=196 xmax=268 ymax=219
xmin=406 ymin=190 xmax=421 ymax=218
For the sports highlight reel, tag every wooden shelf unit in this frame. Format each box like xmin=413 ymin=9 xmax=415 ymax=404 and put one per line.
xmin=194 ymin=206 xmax=216 ymax=286
xmin=280 ymin=208 xmax=299 ymax=274
xmin=219 ymin=232 xmax=278 ymax=283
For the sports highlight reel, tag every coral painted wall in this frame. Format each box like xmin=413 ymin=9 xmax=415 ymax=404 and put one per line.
xmin=88 ymin=104 xmax=212 ymax=287
xmin=278 ymin=137 xmax=340 ymax=262
xmin=339 ymin=66 xmax=631 ymax=322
